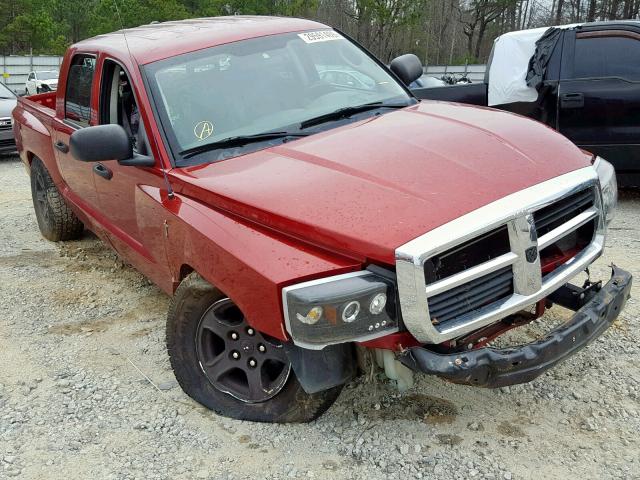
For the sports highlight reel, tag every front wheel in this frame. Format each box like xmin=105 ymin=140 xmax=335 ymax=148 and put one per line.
xmin=166 ymin=273 xmax=343 ymax=423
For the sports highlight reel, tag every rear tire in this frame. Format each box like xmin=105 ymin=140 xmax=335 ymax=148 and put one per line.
xmin=30 ymin=157 xmax=84 ymax=241
xmin=166 ymin=273 xmax=343 ymax=423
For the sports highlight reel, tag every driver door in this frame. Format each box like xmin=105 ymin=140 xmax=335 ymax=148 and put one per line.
xmin=92 ymin=57 xmax=173 ymax=290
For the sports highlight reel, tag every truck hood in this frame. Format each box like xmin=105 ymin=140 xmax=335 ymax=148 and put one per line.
xmin=176 ymin=101 xmax=591 ymax=265
xmin=0 ymin=98 xmax=17 ymax=117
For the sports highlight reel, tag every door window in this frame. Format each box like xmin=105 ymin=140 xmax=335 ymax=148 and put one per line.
xmin=65 ymin=55 xmax=96 ymax=126
xmin=28 ymin=73 xmax=34 ymax=81
xmin=100 ymin=60 xmax=147 ymax=155
xmin=573 ymin=34 xmax=640 ymax=80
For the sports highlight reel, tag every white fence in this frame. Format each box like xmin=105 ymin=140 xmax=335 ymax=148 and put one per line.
xmin=0 ymin=55 xmax=63 ymax=94
xmin=424 ymin=64 xmax=487 ymax=82
xmin=0 ymin=56 xmax=486 ymax=94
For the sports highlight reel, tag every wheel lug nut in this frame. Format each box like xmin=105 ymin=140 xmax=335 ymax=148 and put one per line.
xmin=246 ymin=328 xmax=255 ymax=336
xmin=230 ymin=332 xmax=239 ymax=340
xmin=231 ymin=351 xmax=240 ymax=360
xmin=248 ymin=358 xmax=257 ymax=368
xmin=258 ymin=344 xmax=266 ymax=353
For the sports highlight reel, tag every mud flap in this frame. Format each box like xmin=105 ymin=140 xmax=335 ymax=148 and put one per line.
xmin=283 ymin=342 xmax=356 ymax=394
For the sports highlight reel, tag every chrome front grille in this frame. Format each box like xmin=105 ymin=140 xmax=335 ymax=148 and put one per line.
xmin=395 ymin=167 xmax=605 ymax=344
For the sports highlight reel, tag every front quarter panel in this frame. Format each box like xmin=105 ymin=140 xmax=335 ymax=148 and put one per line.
xmin=161 ymin=192 xmax=361 ymax=340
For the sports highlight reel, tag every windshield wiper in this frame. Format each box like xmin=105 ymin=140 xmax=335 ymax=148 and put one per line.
xmin=299 ymin=102 xmax=409 ymax=129
xmin=180 ymin=131 xmax=310 ymax=159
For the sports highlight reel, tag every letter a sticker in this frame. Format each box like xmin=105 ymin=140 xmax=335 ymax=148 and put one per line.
xmin=194 ymin=121 xmax=214 ymax=141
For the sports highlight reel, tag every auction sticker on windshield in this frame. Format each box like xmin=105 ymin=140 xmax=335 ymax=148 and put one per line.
xmin=298 ymin=31 xmax=343 ymax=43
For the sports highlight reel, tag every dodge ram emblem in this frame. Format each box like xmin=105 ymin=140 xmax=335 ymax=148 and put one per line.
xmin=525 ymin=246 xmax=538 ymax=263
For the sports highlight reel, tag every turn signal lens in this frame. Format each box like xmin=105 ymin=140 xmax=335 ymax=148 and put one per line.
xmin=296 ymin=306 xmax=323 ymax=325
xmin=595 ymin=157 xmax=617 ymax=225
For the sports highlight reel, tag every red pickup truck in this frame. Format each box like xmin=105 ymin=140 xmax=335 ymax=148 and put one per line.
xmin=12 ymin=17 xmax=631 ymax=423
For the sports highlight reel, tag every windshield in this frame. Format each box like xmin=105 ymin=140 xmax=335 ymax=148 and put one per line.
xmin=145 ymin=30 xmax=412 ymax=164
xmin=37 ymin=71 xmax=58 ymax=80
xmin=0 ymin=82 xmax=15 ymax=98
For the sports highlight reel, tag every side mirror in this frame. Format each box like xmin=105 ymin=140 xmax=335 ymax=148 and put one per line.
xmin=70 ymin=124 xmax=132 ymax=163
xmin=390 ymin=54 xmax=423 ymax=86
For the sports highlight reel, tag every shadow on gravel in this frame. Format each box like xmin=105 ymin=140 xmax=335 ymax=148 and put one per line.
xmin=368 ymin=393 xmax=458 ymax=425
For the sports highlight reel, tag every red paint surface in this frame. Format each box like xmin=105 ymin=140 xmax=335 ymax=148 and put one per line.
xmin=13 ymin=18 xmax=593 ymax=344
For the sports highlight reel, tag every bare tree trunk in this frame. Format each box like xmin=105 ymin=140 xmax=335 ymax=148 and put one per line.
xmin=522 ymin=0 xmax=530 ymax=28
xmin=449 ymin=20 xmax=457 ymax=64
xmin=555 ymin=0 xmax=565 ymax=22
xmin=587 ymin=0 xmax=597 ymax=21
xmin=475 ymin=21 xmax=487 ymax=59
xmin=609 ymin=0 xmax=621 ymax=18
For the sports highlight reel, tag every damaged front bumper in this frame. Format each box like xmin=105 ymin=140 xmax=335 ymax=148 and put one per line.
xmin=398 ymin=266 xmax=632 ymax=388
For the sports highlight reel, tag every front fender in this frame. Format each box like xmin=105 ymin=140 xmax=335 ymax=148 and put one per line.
xmin=161 ymin=191 xmax=360 ymax=341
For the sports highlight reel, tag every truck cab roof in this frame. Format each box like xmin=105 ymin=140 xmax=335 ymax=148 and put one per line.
xmin=498 ymin=19 xmax=640 ymax=42
xmin=74 ymin=16 xmax=327 ymax=65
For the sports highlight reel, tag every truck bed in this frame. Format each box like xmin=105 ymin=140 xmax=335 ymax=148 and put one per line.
xmin=19 ymin=91 xmax=56 ymax=113
xmin=411 ymin=82 xmax=488 ymax=106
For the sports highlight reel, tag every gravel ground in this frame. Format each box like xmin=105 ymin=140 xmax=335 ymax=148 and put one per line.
xmin=0 ymin=155 xmax=638 ymax=480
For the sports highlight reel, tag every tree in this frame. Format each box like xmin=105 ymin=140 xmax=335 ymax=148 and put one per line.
xmin=0 ymin=0 xmax=638 ymax=61
xmin=461 ymin=0 xmax=517 ymax=60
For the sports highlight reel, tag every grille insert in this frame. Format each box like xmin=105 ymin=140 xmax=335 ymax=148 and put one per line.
xmin=428 ymin=266 xmax=513 ymax=326
xmin=534 ymin=189 xmax=594 ymax=236
xmin=424 ymin=226 xmax=510 ymax=283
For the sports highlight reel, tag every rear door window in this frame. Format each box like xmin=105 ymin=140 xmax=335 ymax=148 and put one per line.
xmin=65 ymin=55 xmax=96 ymax=126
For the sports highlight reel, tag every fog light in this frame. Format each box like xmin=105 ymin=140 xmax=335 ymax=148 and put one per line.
xmin=296 ymin=306 xmax=323 ymax=325
xmin=341 ymin=301 xmax=360 ymax=323
xmin=369 ymin=292 xmax=387 ymax=314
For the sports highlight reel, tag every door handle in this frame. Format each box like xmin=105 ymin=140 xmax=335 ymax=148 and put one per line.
xmin=54 ymin=141 xmax=69 ymax=153
xmin=560 ymin=92 xmax=584 ymax=109
xmin=93 ymin=163 xmax=112 ymax=180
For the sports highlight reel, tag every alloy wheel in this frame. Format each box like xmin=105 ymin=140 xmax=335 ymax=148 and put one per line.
xmin=195 ymin=298 xmax=291 ymax=403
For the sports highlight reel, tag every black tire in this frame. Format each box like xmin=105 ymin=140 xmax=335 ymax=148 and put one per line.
xmin=25 ymin=88 xmax=29 ymax=96
xmin=166 ymin=273 xmax=343 ymax=423
xmin=30 ymin=157 xmax=84 ymax=241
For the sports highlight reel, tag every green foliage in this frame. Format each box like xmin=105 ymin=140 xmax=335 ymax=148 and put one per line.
xmin=0 ymin=0 xmax=637 ymax=60
xmin=0 ymin=0 xmax=321 ymax=54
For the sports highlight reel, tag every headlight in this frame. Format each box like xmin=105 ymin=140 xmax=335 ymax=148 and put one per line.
xmin=282 ymin=271 xmax=399 ymax=349
xmin=595 ymin=156 xmax=617 ymax=225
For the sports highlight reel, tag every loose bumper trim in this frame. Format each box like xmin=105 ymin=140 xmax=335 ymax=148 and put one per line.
xmin=398 ymin=266 xmax=632 ymax=388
